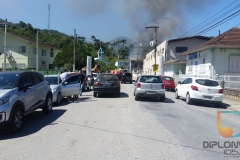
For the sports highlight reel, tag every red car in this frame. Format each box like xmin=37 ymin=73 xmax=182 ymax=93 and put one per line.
xmin=160 ymin=75 xmax=175 ymax=91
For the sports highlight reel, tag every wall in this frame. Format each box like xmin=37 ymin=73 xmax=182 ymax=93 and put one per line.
xmin=166 ymin=38 xmax=209 ymax=61
xmin=0 ymin=31 xmax=61 ymax=70
xmin=213 ymin=48 xmax=240 ymax=75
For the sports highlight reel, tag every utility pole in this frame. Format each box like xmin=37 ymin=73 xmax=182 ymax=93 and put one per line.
xmin=3 ymin=19 xmax=7 ymax=72
xmin=36 ymin=30 xmax=39 ymax=71
xmin=73 ymin=29 xmax=76 ymax=71
xmin=145 ymin=26 xmax=159 ymax=75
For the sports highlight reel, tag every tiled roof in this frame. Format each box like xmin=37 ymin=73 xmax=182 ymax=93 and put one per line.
xmin=180 ymin=27 xmax=240 ymax=55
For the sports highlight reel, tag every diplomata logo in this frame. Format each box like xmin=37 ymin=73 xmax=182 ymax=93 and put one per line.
xmin=217 ymin=111 xmax=240 ymax=138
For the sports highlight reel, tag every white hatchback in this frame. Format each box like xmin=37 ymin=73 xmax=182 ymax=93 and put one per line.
xmin=175 ymin=77 xmax=223 ymax=106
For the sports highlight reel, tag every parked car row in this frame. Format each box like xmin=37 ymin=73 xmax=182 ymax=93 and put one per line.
xmin=132 ymin=74 xmax=223 ymax=106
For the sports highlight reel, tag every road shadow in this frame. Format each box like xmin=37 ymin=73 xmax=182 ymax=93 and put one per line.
xmin=137 ymin=97 xmax=175 ymax=103
xmin=0 ymin=109 xmax=66 ymax=140
xmin=180 ymin=98 xmax=228 ymax=109
xmin=97 ymin=92 xmax=129 ymax=98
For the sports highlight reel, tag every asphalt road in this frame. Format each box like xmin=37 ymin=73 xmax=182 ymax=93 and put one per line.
xmin=1 ymin=84 xmax=240 ymax=160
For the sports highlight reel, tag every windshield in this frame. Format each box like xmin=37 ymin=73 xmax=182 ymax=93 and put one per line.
xmin=0 ymin=73 xmax=19 ymax=89
xmin=140 ymin=76 xmax=163 ymax=83
xmin=97 ymin=74 xmax=118 ymax=81
xmin=45 ymin=76 xmax=61 ymax=85
xmin=162 ymin=77 xmax=173 ymax=81
xmin=195 ymin=79 xmax=219 ymax=86
xmin=93 ymin=74 xmax=97 ymax=77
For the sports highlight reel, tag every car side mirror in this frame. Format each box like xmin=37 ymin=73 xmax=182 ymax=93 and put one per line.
xmin=23 ymin=83 xmax=33 ymax=92
xmin=62 ymin=81 xmax=68 ymax=86
xmin=178 ymin=81 xmax=181 ymax=84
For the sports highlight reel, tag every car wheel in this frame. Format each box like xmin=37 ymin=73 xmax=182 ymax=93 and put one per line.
xmin=175 ymin=90 xmax=179 ymax=99
xmin=93 ymin=92 xmax=97 ymax=97
xmin=7 ymin=106 xmax=23 ymax=133
xmin=56 ymin=93 xmax=61 ymax=105
xmin=186 ymin=93 xmax=192 ymax=104
xmin=43 ymin=94 xmax=52 ymax=114
xmin=160 ymin=96 xmax=165 ymax=102
xmin=117 ymin=93 xmax=121 ymax=97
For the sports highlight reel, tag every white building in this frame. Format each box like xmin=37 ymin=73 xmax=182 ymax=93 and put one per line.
xmin=180 ymin=27 xmax=240 ymax=77
xmin=143 ymin=36 xmax=211 ymax=76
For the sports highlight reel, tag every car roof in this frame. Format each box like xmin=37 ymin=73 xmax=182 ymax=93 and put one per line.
xmin=184 ymin=77 xmax=217 ymax=81
xmin=140 ymin=75 xmax=159 ymax=77
xmin=44 ymin=74 xmax=59 ymax=77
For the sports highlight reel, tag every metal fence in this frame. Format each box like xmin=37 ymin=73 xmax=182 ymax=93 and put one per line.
xmin=173 ymin=74 xmax=240 ymax=91
xmin=3 ymin=68 xmax=61 ymax=75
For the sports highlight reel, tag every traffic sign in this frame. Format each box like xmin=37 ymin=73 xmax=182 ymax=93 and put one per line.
xmin=152 ymin=64 xmax=158 ymax=71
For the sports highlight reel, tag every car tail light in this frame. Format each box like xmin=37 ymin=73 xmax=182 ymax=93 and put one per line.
xmin=191 ymin=85 xmax=198 ymax=91
xmin=137 ymin=83 xmax=141 ymax=88
xmin=218 ymin=89 xmax=223 ymax=93
xmin=94 ymin=82 xmax=98 ymax=86
xmin=162 ymin=84 xmax=164 ymax=89
xmin=116 ymin=81 xmax=120 ymax=86
xmin=122 ymin=76 xmax=125 ymax=79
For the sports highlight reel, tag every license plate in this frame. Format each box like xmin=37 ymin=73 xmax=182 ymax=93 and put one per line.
xmin=146 ymin=92 xmax=156 ymax=94
xmin=103 ymin=84 xmax=111 ymax=86
xmin=203 ymin=95 xmax=212 ymax=99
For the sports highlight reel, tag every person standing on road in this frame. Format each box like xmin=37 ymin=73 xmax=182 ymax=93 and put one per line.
xmin=79 ymin=70 xmax=85 ymax=97
xmin=60 ymin=69 xmax=71 ymax=102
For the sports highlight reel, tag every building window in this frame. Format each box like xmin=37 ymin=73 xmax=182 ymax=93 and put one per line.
xmin=2 ymin=63 xmax=10 ymax=69
xmin=190 ymin=60 xmax=193 ymax=65
xmin=229 ymin=55 xmax=240 ymax=72
xmin=162 ymin=48 xmax=164 ymax=55
xmin=18 ymin=46 xmax=26 ymax=53
xmin=175 ymin=47 xmax=188 ymax=53
xmin=50 ymin=52 xmax=54 ymax=57
xmin=42 ymin=50 xmax=46 ymax=56
xmin=2 ymin=46 xmax=11 ymax=55
xmin=49 ymin=64 xmax=54 ymax=69
xmin=200 ymin=58 xmax=206 ymax=71
xmin=18 ymin=63 xmax=26 ymax=69
xmin=33 ymin=47 xmax=37 ymax=54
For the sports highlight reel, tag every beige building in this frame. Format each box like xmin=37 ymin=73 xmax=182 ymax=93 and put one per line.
xmin=143 ymin=36 xmax=211 ymax=76
xmin=0 ymin=30 xmax=62 ymax=70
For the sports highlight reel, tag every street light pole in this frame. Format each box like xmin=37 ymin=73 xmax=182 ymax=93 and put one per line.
xmin=145 ymin=26 xmax=159 ymax=75
xmin=3 ymin=19 xmax=7 ymax=72
xmin=73 ymin=29 xmax=76 ymax=71
xmin=36 ymin=30 xmax=38 ymax=71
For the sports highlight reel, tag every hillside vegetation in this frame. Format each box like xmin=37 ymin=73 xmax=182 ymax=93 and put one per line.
xmin=0 ymin=20 xmax=133 ymax=72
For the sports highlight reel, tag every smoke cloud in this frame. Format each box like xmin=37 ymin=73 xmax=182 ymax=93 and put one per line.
xmin=63 ymin=0 xmax=211 ymax=59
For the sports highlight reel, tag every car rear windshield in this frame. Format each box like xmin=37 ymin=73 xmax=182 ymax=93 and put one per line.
xmin=195 ymin=79 xmax=219 ymax=86
xmin=139 ymin=76 xmax=163 ymax=83
xmin=124 ymin=73 xmax=132 ymax=76
xmin=97 ymin=75 xmax=118 ymax=81
xmin=162 ymin=77 xmax=173 ymax=81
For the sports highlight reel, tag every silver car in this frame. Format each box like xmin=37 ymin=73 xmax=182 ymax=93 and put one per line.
xmin=45 ymin=74 xmax=81 ymax=104
xmin=0 ymin=71 xmax=53 ymax=133
xmin=134 ymin=75 xmax=165 ymax=101
xmin=44 ymin=75 xmax=62 ymax=104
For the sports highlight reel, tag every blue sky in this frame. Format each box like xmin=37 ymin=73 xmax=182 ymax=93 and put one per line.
xmin=1 ymin=0 xmax=239 ymax=43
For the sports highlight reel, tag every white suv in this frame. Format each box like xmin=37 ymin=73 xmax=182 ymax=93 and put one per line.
xmin=175 ymin=77 xmax=223 ymax=106
xmin=0 ymin=71 xmax=53 ymax=133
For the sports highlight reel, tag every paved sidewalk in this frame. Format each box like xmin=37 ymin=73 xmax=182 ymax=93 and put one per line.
xmin=222 ymin=98 xmax=240 ymax=111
